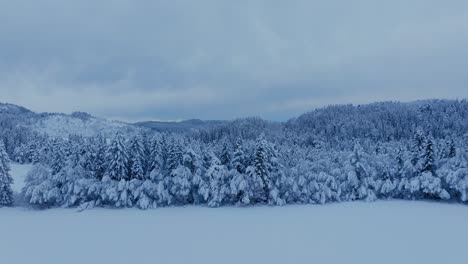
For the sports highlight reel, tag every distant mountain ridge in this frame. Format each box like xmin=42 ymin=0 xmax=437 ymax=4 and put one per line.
xmin=2 ymin=99 xmax=468 ymax=141
xmin=0 ymin=102 xmax=142 ymax=138
xmin=0 ymin=103 xmax=35 ymax=115
xmin=0 ymin=102 xmax=230 ymax=138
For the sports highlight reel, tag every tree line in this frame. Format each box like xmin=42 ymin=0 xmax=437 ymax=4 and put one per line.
xmin=0 ymin=129 xmax=465 ymax=209
xmin=1 ymin=99 xmax=468 ymax=209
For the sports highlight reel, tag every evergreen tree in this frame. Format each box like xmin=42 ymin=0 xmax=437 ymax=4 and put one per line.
xmin=344 ymin=143 xmax=376 ymax=201
xmin=219 ymin=139 xmax=231 ymax=168
xmin=418 ymin=135 xmax=449 ymax=200
xmin=56 ymin=160 xmax=96 ymax=208
xmin=128 ymin=135 xmax=146 ymax=180
xmin=0 ymin=140 xmax=14 ymax=206
xmin=411 ymin=129 xmax=426 ymax=166
xmin=166 ymin=137 xmax=182 ymax=173
xmin=148 ymin=135 xmax=163 ymax=173
xmin=230 ymin=169 xmax=252 ymax=205
xmin=421 ymin=135 xmax=435 ymax=174
xmin=91 ymin=136 xmax=107 ymax=180
xmin=446 ymin=139 xmax=457 ymax=159
xmin=105 ymin=134 xmax=129 ymax=181
xmin=22 ymin=164 xmax=57 ymax=207
xmin=265 ymin=143 xmax=285 ymax=205
xmin=231 ymin=138 xmax=246 ymax=174
xmin=205 ymin=154 xmax=229 ymax=207
xmin=247 ymin=134 xmax=271 ymax=203
xmin=170 ymin=165 xmax=192 ymax=205
xmin=50 ymin=139 xmax=66 ymax=175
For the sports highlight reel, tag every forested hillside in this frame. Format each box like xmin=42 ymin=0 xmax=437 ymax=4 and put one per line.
xmin=1 ymin=99 xmax=468 ymax=209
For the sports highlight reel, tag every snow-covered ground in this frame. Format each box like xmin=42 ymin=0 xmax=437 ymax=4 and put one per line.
xmin=9 ymin=163 xmax=32 ymax=193
xmin=3 ymin=164 xmax=468 ymax=264
xmin=1 ymin=202 xmax=468 ymax=264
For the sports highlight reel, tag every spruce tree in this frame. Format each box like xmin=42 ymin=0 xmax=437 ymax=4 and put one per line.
xmin=92 ymin=136 xmax=107 ymax=180
xmin=231 ymin=138 xmax=246 ymax=174
xmin=250 ymin=134 xmax=271 ymax=203
xmin=206 ymin=154 xmax=229 ymax=207
xmin=51 ymin=139 xmax=66 ymax=175
xmin=166 ymin=138 xmax=182 ymax=173
xmin=421 ymin=135 xmax=435 ymax=174
xmin=128 ymin=135 xmax=145 ymax=180
xmin=219 ymin=140 xmax=231 ymax=168
xmin=411 ymin=129 xmax=426 ymax=166
xmin=105 ymin=133 xmax=129 ymax=181
xmin=0 ymin=140 xmax=14 ymax=206
xmin=148 ymin=136 xmax=163 ymax=172
xmin=444 ymin=139 xmax=457 ymax=159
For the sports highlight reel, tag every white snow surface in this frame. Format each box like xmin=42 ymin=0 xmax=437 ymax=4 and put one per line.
xmin=9 ymin=163 xmax=32 ymax=193
xmin=1 ymin=201 xmax=467 ymax=264
xmin=4 ymin=163 xmax=468 ymax=264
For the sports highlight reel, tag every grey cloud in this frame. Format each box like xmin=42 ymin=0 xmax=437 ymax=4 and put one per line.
xmin=0 ymin=0 xmax=467 ymax=121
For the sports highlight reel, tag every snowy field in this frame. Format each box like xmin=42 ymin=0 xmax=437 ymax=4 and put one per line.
xmin=2 ymin=164 xmax=468 ymax=264
xmin=2 ymin=202 xmax=468 ymax=264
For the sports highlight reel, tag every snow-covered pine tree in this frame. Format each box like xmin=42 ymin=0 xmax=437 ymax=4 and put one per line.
xmin=105 ymin=133 xmax=129 ymax=181
xmin=437 ymin=149 xmax=468 ymax=202
xmin=377 ymin=161 xmax=396 ymax=199
xmin=439 ymin=139 xmax=457 ymax=159
xmin=170 ymin=147 xmax=199 ymax=205
xmin=343 ymin=143 xmax=376 ymax=202
xmin=40 ymin=139 xmax=55 ymax=166
xmin=146 ymin=136 xmax=173 ymax=206
xmin=417 ymin=135 xmax=450 ymax=200
xmin=246 ymin=134 xmax=272 ymax=203
xmin=141 ymin=133 xmax=152 ymax=174
xmin=290 ymin=162 xmax=313 ymax=204
xmin=265 ymin=142 xmax=285 ymax=205
xmin=130 ymin=178 xmax=158 ymax=210
xmin=22 ymin=164 xmax=58 ymax=207
xmin=91 ymin=136 xmax=107 ymax=180
xmin=309 ymin=171 xmax=340 ymax=204
xmin=411 ymin=129 xmax=426 ymax=166
xmin=55 ymin=159 xmax=97 ymax=208
xmin=0 ymin=140 xmax=14 ymax=206
xmin=67 ymin=135 xmax=85 ymax=166
xmin=99 ymin=176 xmax=134 ymax=208
xmin=231 ymin=138 xmax=247 ymax=174
xmin=165 ymin=137 xmax=182 ymax=174
xmin=50 ymin=139 xmax=66 ymax=175
xmin=229 ymin=138 xmax=254 ymax=205
xmin=204 ymin=154 xmax=229 ymax=207
xmin=230 ymin=168 xmax=252 ymax=205
xmin=148 ymin=135 xmax=164 ymax=174
xmin=421 ymin=135 xmax=435 ymax=174
xmin=181 ymin=148 xmax=206 ymax=204
xmin=170 ymin=165 xmax=192 ymax=205
xmin=389 ymin=145 xmax=416 ymax=199
xmin=128 ymin=135 xmax=146 ymax=180
xmin=219 ymin=139 xmax=231 ymax=169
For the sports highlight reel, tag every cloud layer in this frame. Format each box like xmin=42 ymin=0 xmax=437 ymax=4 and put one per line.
xmin=1 ymin=0 xmax=467 ymax=121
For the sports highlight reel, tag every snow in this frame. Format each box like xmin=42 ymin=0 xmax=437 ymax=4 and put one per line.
xmin=1 ymin=201 xmax=467 ymax=264
xmin=9 ymin=163 xmax=32 ymax=193
xmin=4 ymin=161 xmax=468 ymax=264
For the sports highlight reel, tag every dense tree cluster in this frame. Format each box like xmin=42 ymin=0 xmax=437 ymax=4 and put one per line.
xmin=15 ymin=128 xmax=468 ymax=210
xmin=1 ymin=99 xmax=468 ymax=209
xmin=0 ymin=140 xmax=13 ymax=207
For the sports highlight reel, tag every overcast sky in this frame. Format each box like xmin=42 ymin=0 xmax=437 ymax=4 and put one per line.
xmin=1 ymin=0 xmax=467 ymax=121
